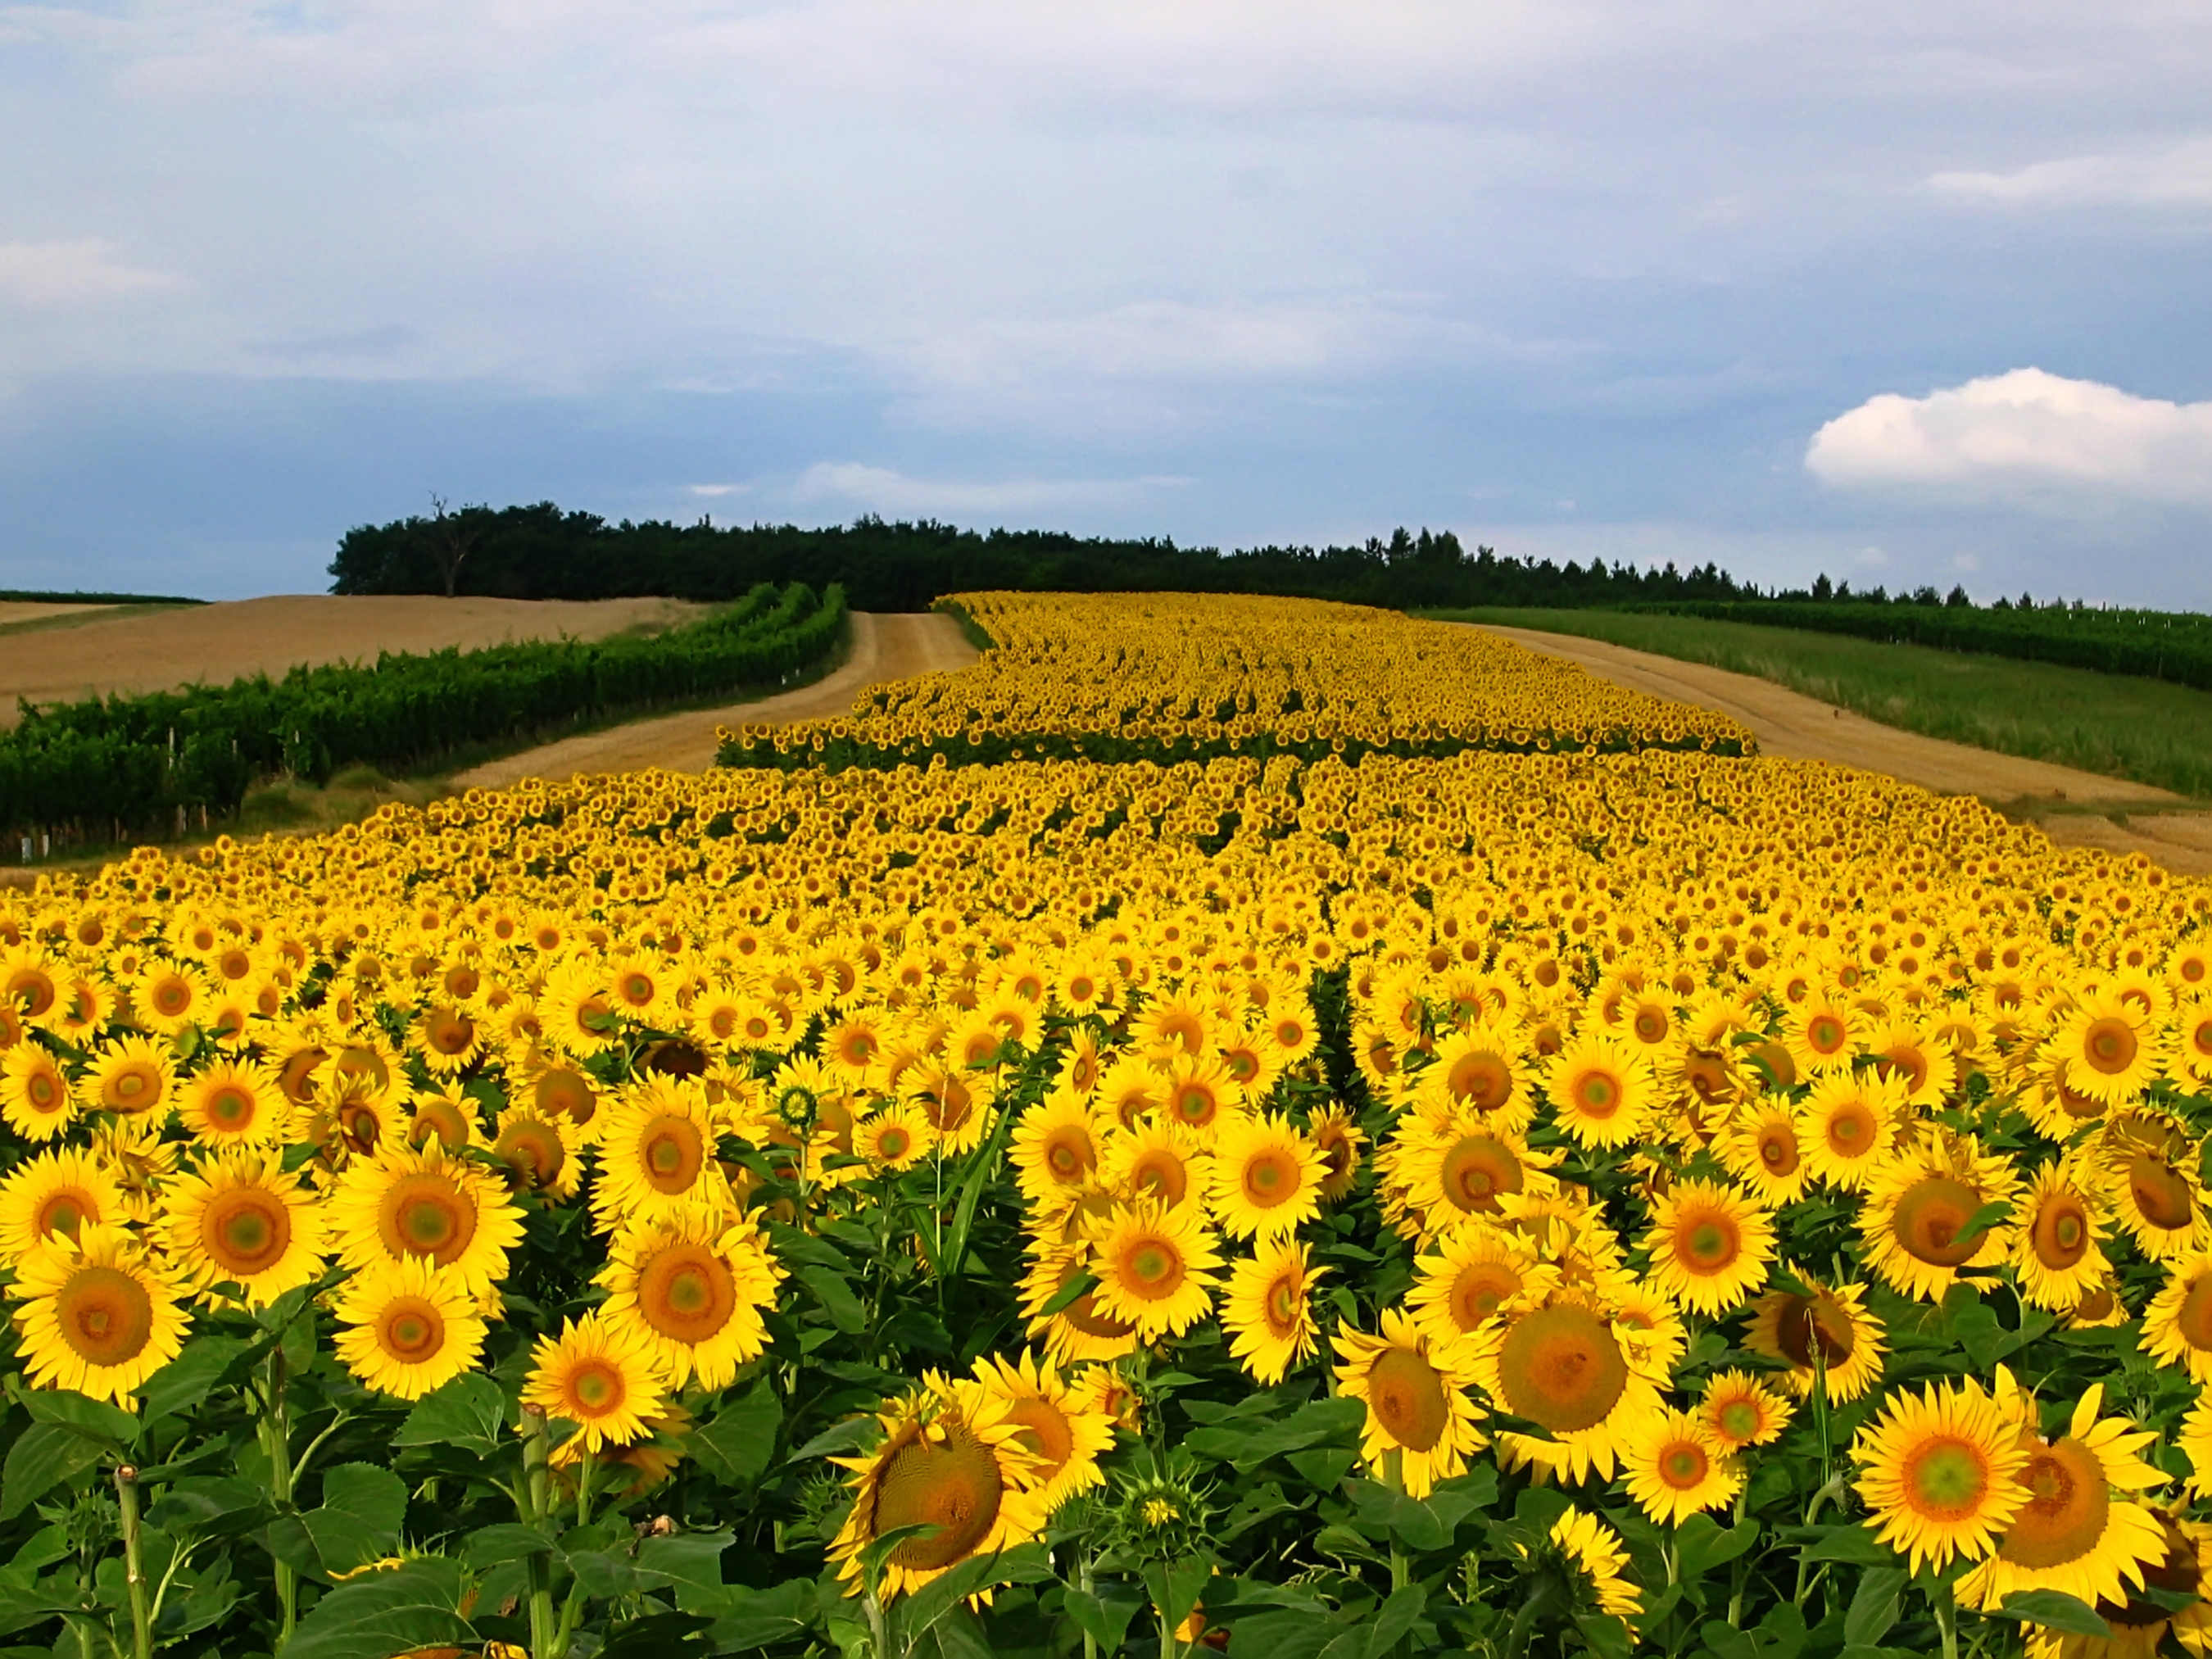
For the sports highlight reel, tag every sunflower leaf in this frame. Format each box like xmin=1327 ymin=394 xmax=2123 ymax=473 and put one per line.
xmin=137 ymin=1336 xmax=252 ymax=1425
xmin=1998 ymin=1590 xmax=2112 ymax=1639
xmin=691 ymin=1385 xmax=782 ymax=1488
xmin=1843 ymin=1566 xmax=1907 ymax=1648
xmin=0 ymin=1426 xmax=105 ymax=1521
xmin=281 ymin=1557 xmax=474 ymax=1659
xmin=392 ymin=1372 xmax=508 ymax=1458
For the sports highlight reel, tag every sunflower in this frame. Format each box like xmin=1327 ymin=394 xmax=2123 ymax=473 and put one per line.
xmin=1222 ymin=1238 xmax=1325 ymax=1385
xmin=1795 ymin=1068 xmax=1911 ymax=1193
xmin=1306 ymin=1104 xmax=1367 ymax=1205
xmin=2093 ymin=1113 xmax=2207 ymax=1262
xmin=1103 ymin=1119 xmax=1208 ymax=1214
xmin=1332 ymin=1309 xmax=1486 ymax=1498
xmin=1208 ymin=1112 xmax=1324 ymax=1240
xmin=83 ymin=1036 xmax=174 ymax=1120
xmin=909 ymin=1060 xmax=994 ymax=1156
xmin=522 ymin=1059 xmax=603 ymax=1142
xmin=333 ymin=1253 xmax=488 ymax=1399
xmin=827 ymin=1377 xmax=1048 ymax=1599
xmin=1160 ymin=1054 xmax=1240 ymax=1144
xmin=1640 ymin=1178 xmax=1775 ymax=1316
xmin=134 ymin=961 xmax=211 ymax=1037
xmin=327 ymin=1140 xmax=526 ymax=1298
xmin=1417 ymin=1022 xmax=1534 ymax=1135
xmin=540 ymin=961 xmax=623 ymax=1058
xmin=1020 ymin=1244 xmax=1141 ymax=1366
xmin=161 ymin=1149 xmax=327 ymax=1307
xmin=404 ymin=1090 xmax=482 ymax=1155
xmin=1526 ymin=1507 xmax=1642 ymax=1622
xmin=1717 ymin=1095 xmax=1809 ymax=1205
xmin=1860 ymin=1133 xmax=2023 ymax=1303
xmin=1623 ymin=1407 xmax=1743 ymax=1525
xmin=0 ymin=1146 xmax=125 ymax=1264
xmin=1781 ymin=988 xmax=1865 ymax=1077
xmin=2047 ymin=994 xmax=2164 ymax=1108
xmin=522 ymin=1310 xmax=672 ymax=1456
xmin=1086 ymin=1200 xmax=1222 ymax=1339
xmin=972 ymin=1350 xmax=1115 ymax=1515
xmin=11 ymin=1223 xmax=190 ymax=1405
xmin=1465 ymin=1287 xmax=1667 ymax=1484
xmin=1 ymin=1041 xmax=78 ymax=1141
xmin=1010 ymin=1091 xmax=1104 ymax=1210
xmin=2142 ymin=1252 xmax=2212 ymax=1383
xmin=858 ymin=1103 xmax=934 ymax=1170
xmin=1960 ymin=1383 xmax=2170 ymax=1615
xmin=593 ymin=1076 xmax=732 ymax=1230
xmin=2011 ymin=1161 xmax=2116 ymax=1312
xmin=1743 ymin=1278 xmax=1888 ymax=1402
xmin=1402 ymin=1121 xmax=1559 ymax=1236
xmin=597 ymin=1208 xmax=782 ymax=1390
xmin=1854 ymin=1379 xmax=2032 ymax=1575
xmin=178 ymin=1059 xmax=285 ymax=1146
xmin=1698 ymin=1369 xmax=1795 ymax=1453
xmin=1407 ymin=1226 xmax=1550 ymax=1355
xmin=1542 ymin=1036 xmax=1656 ymax=1150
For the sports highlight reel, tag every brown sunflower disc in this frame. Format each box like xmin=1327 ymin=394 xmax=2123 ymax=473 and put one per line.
xmin=377 ymin=1296 xmax=447 ymax=1363
xmin=1003 ymin=1396 xmax=1074 ymax=1475
xmin=57 ymin=1265 xmax=155 ymax=1367
xmin=1045 ymin=1129 xmax=1093 ymax=1183
xmin=1902 ymin=1433 xmax=1992 ymax=1522
xmin=1265 ymin=1271 xmax=1304 ymax=1338
xmin=1756 ymin=1121 xmax=1799 ymax=1176
xmin=1128 ymin=1149 xmax=1190 ymax=1208
xmin=637 ymin=1243 xmax=738 ymax=1343
xmin=378 ymin=1173 xmax=480 ymax=1266
xmin=1449 ymin=1261 xmax=1524 ymax=1330
xmin=1998 ymin=1439 xmax=2111 ymax=1569
xmin=1494 ymin=1303 xmax=1629 ymax=1434
xmin=2128 ymin=1157 xmax=2195 ymax=1231
xmin=2080 ymin=1018 xmax=2139 ymax=1077
xmin=1367 ymin=1345 xmax=1451 ymax=1453
xmin=1114 ymin=1234 xmax=1185 ymax=1302
xmin=1447 ymin=1050 xmax=1514 ymax=1114
xmin=1658 ymin=1437 xmax=1711 ymax=1490
xmin=1240 ymin=1149 xmax=1299 ymax=1208
xmin=496 ymin=1119 xmax=566 ymax=1190
xmin=1892 ymin=1176 xmax=1987 ymax=1267
xmin=1438 ymin=1135 xmax=1523 ymax=1216
xmin=534 ymin=1068 xmax=598 ymax=1129
xmin=202 ymin=1190 xmax=292 ymax=1276
xmin=2032 ymin=1192 xmax=2093 ymax=1270
xmin=34 ymin=1190 xmax=93 ymax=1240
xmin=1773 ymin=1294 xmax=1856 ymax=1368
xmin=638 ymin=1116 xmax=706 ymax=1194
xmin=873 ymin=1418 xmax=1005 ymax=1571
xmin=2177 ymin=1275 xmax=2212 ymax=1353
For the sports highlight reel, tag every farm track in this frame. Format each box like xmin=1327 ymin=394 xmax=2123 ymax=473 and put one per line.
xmin=1462 ymin=622 xmax=2212 ymax=875
xmin=0 ymin=594 xmax=709 ymax=727
xmin=451 ymin=611 xmax=978 ymax=788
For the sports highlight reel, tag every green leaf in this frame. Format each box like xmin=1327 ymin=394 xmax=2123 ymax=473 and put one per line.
xmin=636 ymin=1528 xmax=734 ymax=1615
xmin=1844 ymin=1568 xmax=1907 ymax=1648
xmin=392 ymin=1372 xmax=507 ymax=1457
xmin=1364 ymin=1584 xmax=1426 ymax=1657
xmin=1143 ymin=1553 xmax=1215 ymax=1638
xmin=0 ymin=1425 xmax=103 ymax=1521
xmin=318 ymin=1462 xmax=408 ymax=1535
xmin=146 ymin=1476 xmax=271 ymax=1544
xmin=1227 ymin=1609 xmax=1338 ymax=1659
xmin=282 ymin=1558 xmax=474 ymax=1659
xmin=2000 ymin=1591 xmax=2113 ymax=1639
xmin=705 ymin=1580 xmax=818 ymax=1651
xmin=790 ymin=1416 xmax=878 ymax=1462
xmin=0 ymin=1580 xmax=81 ymax=1641
xmin=136 ymin=1336 xmax=250 ymax=1423
xmin=1036 ymin=1269 xmax=1098 ymax=1319
xmin=692 ymin=1386 xmax=782 ymax=1487
xmin=1676 ymin=1516 xmax=1760 ymax=1580
xmin=1798 ymin=1524 xmax=1899 ymax=1565
xmin=1064 ymin=1588 xmax=1143 ymax=1650
xmin=797 ymin=1265 xmax=867 ymax=1334
xmin=16 ymin=1387 xmax=137 ymax=1450
xmin=1953 ymin=1199 xmax=2014 ymax=1249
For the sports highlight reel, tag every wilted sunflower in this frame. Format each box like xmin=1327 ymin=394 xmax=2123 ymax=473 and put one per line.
xmin=329 ymin=1140 xmax=526 ymax=1298
xmin=1854 ymin=1378 xmax=2029 ymax=1575
xmin=11 ymin=1223 xmax=189 ymax=1404
xmin=161 ymin=1149 xmax=327 ymax=1307
xmin=828 ymin=1377 xmax=1048 ymax=1599
xmin=0 ymin=1146 xmax=124 ymax=1264
xmin=1222 ymin=1237 xmax=1325 ymax=1385
xmin=1623 ymin=1407 xmax=1743 ymax=1525
xmin=1639 ymin=1178 xmax=1775 ymax=1316
xmin=1332 ymin=1308 xmax=1486 ymax=1498
xmin=332 ymin=1253 xmax=487 ymax=1400
xmin=1542 ymin=1036 xmax=1656 ymax=1150
xmin=178 ymin=1059 xmax=285 ymax=1146
xmin=1959 ymin=1382 xmax=2170 ymax=1616
xmin=1698 ymin=1369 xmax=1795 ymax=1453
xmin=597 ymin=1207 xmax=782 ymax=1390
xmin=1860 ymin=1133 xmax=2022 ymax=1303
xmin=1086 ymin=1199 xmax=1222 ymax=1339
xmin=522 ymin=1310 xmax=672 ymax=1455
xmin=971 ymin=1349 xmax=1115 ymax=1514
xmin=2010 ymin=1161 xmax=2115 ymax=1312
xmin=1208 ymin=1111 xmax=1323 ymax=1240
xmin=1743 ymin=1278 xmax=1887 ymax=1402
xmin=1466 ymin=1287 xmax=1667 ymax=1484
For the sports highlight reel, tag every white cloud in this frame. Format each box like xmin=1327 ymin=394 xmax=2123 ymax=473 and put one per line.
xmin=790 ymin=464 xmax=1185 ymax=518
xmin=1928 ymin=137 xmax=2212 ymax=207
xmin=1805 ymin=369 xmax=2212 ymax=507
xmin=0 ymin=240 xmax=175 ymax=306
xmin=687 ymin=483 xmax=746 ymax=498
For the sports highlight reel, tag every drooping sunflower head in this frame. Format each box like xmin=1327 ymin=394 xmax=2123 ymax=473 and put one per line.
xmin=2093 ymin=1113 xmax=2207 ymax=1262
xmin=1331 ymin=1308 xmax=1484 ymax=1498
xmin=1222 ymin=1237 xmax=1326 ymax=1386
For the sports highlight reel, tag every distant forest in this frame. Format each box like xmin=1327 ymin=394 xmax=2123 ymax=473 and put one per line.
xmin=327 ymin=503 xmax=1767 ymax=614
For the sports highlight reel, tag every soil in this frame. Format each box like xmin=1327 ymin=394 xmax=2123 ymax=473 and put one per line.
xmin=0 ymin=594 xmax=709 ymax=726
xmin=451 ymin=611 xmax=979 ymax=787
xmin=1462 ymin=623 xmax=2212 ymax=876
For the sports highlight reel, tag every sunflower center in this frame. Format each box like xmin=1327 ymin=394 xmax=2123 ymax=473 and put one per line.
xmin=1998 ymin=1439 xmax=2110 ymax=1570
xmin=637 ymin=1247 xmax=737 ymax=1342
xmin=1004 ymin=1398 xmax=1074 ymax=1475
xmin=2082 ymin=1018 xmax=2139 ymax=1076
xmin=2176 ymin=1275 xmax=2212 ymax=1353
xmin=378 ymin=1297 xmax=446 ymax=1362
xmin=378 ymin=1175 xmax=478 ymax=1267
xmin=2033 ymin=1195 xmax=2092 ymax=1269
xmin=1904 ymin=1435 xmax=1991 ymax=1521
xmin=425 ymin=1012 xmax=475 ymax=1057
xmin=1242 ymin=1150 xmax=1299 ymax=1207
xmin=640 ymin=1117 xmax=705 ymax=1194
xmin=34 ymin=1191 xmax=91 ymax=1240
xmin=1676 ymin=1210 xmax=1740 ymax=1274
xmin=1757 ymin=1124 xmax=1798 ymax=1173
xmin=1062 ymin=1286 xmax=1137 ymax=1339
xmin=1824 ymin=1100 xmax=1875 ymax=1155
xmin=496 ymin=1122 xmax=566 ymax=1190
xmin=1658 ymin=1439 xmax=1709 ymax=1489
xmin=1439 ymin=1135 xmax=1521 ymax=1215
xmin=1572 ymin=1071 xmax=1623 ymax=1118
xmin=2128 ymin=1157 xmax=2195 ymax=1231
xmin=1367 ymin=1346 xmax=1450 ymax=1453
xmin=1119 ymin=1240 xmax=1184 ymax=1299
xmin=206 ymin=1085 xmax=257 ymax=1129
xmin=1773 ymin=1294 xmax=1855 ymax=1367
xmin=57 ymin=1265 xmax=156 ymax=1367
xmin=877 ymin=1126 xmax=912 ymax=1160
xmin=536 ymin=1070 xmax=597 ymax=1128
xmin=1448 ymin=1052 xmax=1512 ymax=1113
xmin=568 ymin=1360 xmax=626 ymax=1416
xmin=205 ymin=1190 xmax=291 ymax=1274
xmin=1173 ymin=1086 xmax=1218 ymax=1128
xmin=111 ymin=1066 xmax=156 ymax=1107
xmin=924 ymin=1076 xmax=974 ymax=1133
xmin=1266 ymin=1275 xmax=1301 ymax=1335
xmin=1130 ymin=1150 xmax=1189 ymax=1207
xmin=1495 ymin=1303 xmax=1630 ymax=1434
xmin=1893 ymin=1176 xmax=1987 ymax=1267
xmin=873 ymin=1420 xmax=1004 ymax=1571
xmin=1450 ymin=1262 xmax=1522 ymax=1330
xmin=1716 ymin=1399 xmax=1761 ymax=1442
xmin=25 ymin=1069 xmax=65 ymax=1113
xmin=1045 ymin=1132 xmax=1090 ymax=1181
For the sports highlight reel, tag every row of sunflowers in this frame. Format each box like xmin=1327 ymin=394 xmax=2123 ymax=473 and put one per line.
xmin=0 ymin=595 xmax=2205 ymax=1659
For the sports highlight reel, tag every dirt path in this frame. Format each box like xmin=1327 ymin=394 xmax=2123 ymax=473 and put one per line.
xmin=0 ymin=594 xmax=707 ymax=726
xmin=452 ymin=612 xmax=978 ymax=788
xmin=1465 ymin=622 xmax=2212 ymax=876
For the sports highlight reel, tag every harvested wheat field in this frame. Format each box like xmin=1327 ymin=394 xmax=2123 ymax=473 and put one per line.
xmin=0 ymin=592 xmax=706 ymax=725
xmin=0 ymin=600 xmax=120 ymax=628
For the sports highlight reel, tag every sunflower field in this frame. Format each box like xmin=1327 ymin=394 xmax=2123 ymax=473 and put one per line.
xmin=0 ymin=594 xmax=2209 ymax=1659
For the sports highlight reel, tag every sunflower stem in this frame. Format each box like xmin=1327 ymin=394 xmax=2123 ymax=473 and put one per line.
xmin=520 ymin=1406 xmax=558 ymax=1659
xmin=263 ymin=1344 xmax=298 ymax=1649
xmin=115 ymin=1464 xmax=151 ymax=1659
xmin=1383 ymin=1449 xmax=1409 ymax=1593
xmin=1933 ymin=1577 xmax=1959 ymax=1659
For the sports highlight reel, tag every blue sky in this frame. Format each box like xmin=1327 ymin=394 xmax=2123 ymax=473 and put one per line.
xmin=3 ymin=2 xmax=2210 ymax=605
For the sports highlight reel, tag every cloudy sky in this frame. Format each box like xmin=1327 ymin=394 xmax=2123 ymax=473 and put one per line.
xmin=2 ymin=1 xmax=2210 ymax=604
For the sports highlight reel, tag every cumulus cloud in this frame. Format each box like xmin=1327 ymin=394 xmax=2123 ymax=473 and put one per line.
xmin=0 ymin=240 xmax=175 ymax=306
xmin=1805 ymin=369 xmax=2212 ymax=507
xmin=791 ymin=464 xmax=1185 ymax=518
xmin=1929 ymin=137 xmax=2212 ymax=208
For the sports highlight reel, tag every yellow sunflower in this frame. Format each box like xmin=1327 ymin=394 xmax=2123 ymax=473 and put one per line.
xmin=1417 ymin=1022 xmax=1535 ymax=1136
xmin=1465 ymin=1287 xmax=1668 ymax=1484
xmin=332 ymin=1253 xmax=487 ymax=1400
xmin=2093 ymin=1113 xmax=2207 ymax=1262
xmin=1208 ymin=1111 xmax=1324 ymax=1240
xmin=971 ymin=1349 xmax=1115 ymax=1515
xmin=327 ymin=1140 xmax=526 ymax=1297
xmin=1639 ymin=1178 xmax=1775 ymax=1316
xmin=522 ymin=1310 xmax=673 ymax=1455
xmin=1527 ymin=1507 xmax=1642 ymax=1622
xmin=1086 ymin=1200 xmax=1222 ymax=1339
xmin=1781 ymin=988 xmax=1865 ymax=1078
xmin=1960 ymin=1383 xmax=2170 ymax=1616
xmin=1 ymin=1040 xmax=79 ymax=1141
xmin=1717 ymin=1095 xmax=1809 ymax=1206
xmin=1623 ymin=1407 xmax=1743 ymax=1525
xmin=1698 ymin=1369 xmax=1795 ymax=1453
xmin=491 ymin=1108 xmax=582 ymax=1202
xmin=404 ymin=1090 xmax=482 ymax=1155
xmin=597 ymin=1208 xmax=782 ymax=1390
xmin=1795 ymin=1068 xmax=1911 ymax=1193
xmin=82 ymin=1036 xmax=174 ymax=1120
xmin=1159 ymin=1053 xmax=1240 ymax=1145
xmin=858 ymin=1103 xmax=935 ymax=1171
xmin=1102 ymin=1119 xmax=1209 ymax=1214
xmin=11 ymin=1223 xmax=190 ymax=1404
xmin=1010 ymin=1091 xmax=1104 ymax=1210
xmin=1306 ymin=1104 xmax=1367 ymax=1206
xmin=2142 ymin=1251 xmax=2212 ymax=1383
xmin=0 ymin=1146 xmax=124 ymax=1264
xmin=161 ymin=1149 xmax=327 ymax=1307
xmin=1221 ymin=1238 xmax=1325 ymax=1385
xmin=1854 ymin=1379 xmax=2032 ymax=1575
xmin=2046 ymin=994 xmax=2164 ymax=1108
xmin=1400 ymin=1120 xmax=1560 ymax=1237
xmin=1407 ymin=1226 xmax=1550 ymax=1355
xmin=1541 ymin=1035 xmax=1657 ymax=1150
xmin=827 ymin=1376 xmax=1048 ymax=1599
xmin=1743 ymin=1278 xmax=1888 ymax=1402
xmin=2011 ymin=1161 xmax=2116 ymax=1312
xmin=592 ymin=1076 xmax=733 ymax=1231
xmin=177 ymin=1059 xmax=285 ymax=1146
xmin=1860 ymin=1133 xmax=2023 ymax=1303
xmin=1332 ymin=1308 xmax=1487 ymax=1498
xmin=1020 ymin=1244 xmax=1140 ymax=1367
